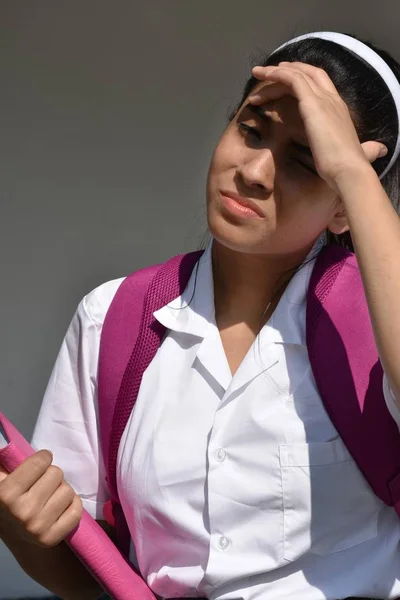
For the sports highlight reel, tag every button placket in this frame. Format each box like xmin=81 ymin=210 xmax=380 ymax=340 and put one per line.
xmin=206 ymin=405 xmax=233 ymax=575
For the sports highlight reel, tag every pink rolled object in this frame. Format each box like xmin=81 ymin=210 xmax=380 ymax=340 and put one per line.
xmin=0 ymin=411 xmax=156 ymax=600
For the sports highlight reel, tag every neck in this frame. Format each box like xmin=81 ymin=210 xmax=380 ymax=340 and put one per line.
xmin=211 ymin=239 xmax=314 ymax=326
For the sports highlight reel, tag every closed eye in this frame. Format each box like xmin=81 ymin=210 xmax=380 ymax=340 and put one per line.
xmin=296 ymin=160 xmax=318 ymax=175
xmin=238 ymin=122 xmax=262 ymax=141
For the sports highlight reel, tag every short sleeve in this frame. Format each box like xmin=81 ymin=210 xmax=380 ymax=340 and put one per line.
xmin=383 ymin=371 xmax=400 ymax=431
xmin=31 ymin=277 xmax=124 ymax=519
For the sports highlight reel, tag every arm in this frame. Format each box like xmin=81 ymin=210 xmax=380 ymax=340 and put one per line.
xmin=1 ymin=530 xmax=104 ymax=600
xmin=1 ymin=519 xmax=115 ymax=600
xmin=249 ymin=62 xmax=400 ymax=403
xmin=335 ymin=165 xmax=400 ymax=403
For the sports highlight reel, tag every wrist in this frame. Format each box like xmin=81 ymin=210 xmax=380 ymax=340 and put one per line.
xmin=333 ymin=162 xmax=380 ymax=195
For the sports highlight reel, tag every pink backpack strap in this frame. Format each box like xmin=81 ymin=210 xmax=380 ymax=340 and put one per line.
xmin=98 ymin=250 xmax=203 ymax=556
xmin=307 ymin=244 xmax=400 ymax=515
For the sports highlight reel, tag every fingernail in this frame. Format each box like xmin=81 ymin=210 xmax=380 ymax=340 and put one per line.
xmin=379 ymin=146 xmax=388 ymax=158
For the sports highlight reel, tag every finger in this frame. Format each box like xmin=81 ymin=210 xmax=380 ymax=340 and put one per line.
xmin=252 ymin=65 xmax=316 ymax=92
xmin=1 ymin=450 xmax=53 ymax=499
xmin=28 ymin=481 xmax=75 ymax=532
xmin=247 ymin=81 xmax=293 ymax=105
xmin=25 ymin=464 xmax=64 ymax=511
xmin=252 ymin=64 xmax=320 ymax=96
xmin=248 ymin=69 xmax=315 ymax=106
xmin=35 ymin=494 xmax=83 ymax=548
xmin=252 ymin=65 xmax=280 ymax=83
xmin=277 ymin=61 xmax=338 ymax=93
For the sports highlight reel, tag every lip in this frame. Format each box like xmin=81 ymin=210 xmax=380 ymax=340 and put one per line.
xmin=219 ymin=190 xmax=265 ymax=219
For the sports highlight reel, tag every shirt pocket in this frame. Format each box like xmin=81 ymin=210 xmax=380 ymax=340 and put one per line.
xmin=279 ymin=438 xmax=382 ymax=561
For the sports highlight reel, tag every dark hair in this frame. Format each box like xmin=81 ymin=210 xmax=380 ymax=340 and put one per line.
xmin=227 ymin=31 xmax=400 ymax=252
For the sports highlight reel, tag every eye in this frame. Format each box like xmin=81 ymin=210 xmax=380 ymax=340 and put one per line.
xmin=238 ymin=122 xmax=262 ymax=142
xmin=297 ymin=161 xmax=318 ymax=176
xmin=287 ymin=157 xmax=318 ymax=176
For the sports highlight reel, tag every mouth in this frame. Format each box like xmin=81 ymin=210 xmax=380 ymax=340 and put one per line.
xmin=219 ymin=190 xmax=265 ymax=219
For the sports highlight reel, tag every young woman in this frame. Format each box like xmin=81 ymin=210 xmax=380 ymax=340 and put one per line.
xmin=1 ymin=30 xmax=400 ymax=600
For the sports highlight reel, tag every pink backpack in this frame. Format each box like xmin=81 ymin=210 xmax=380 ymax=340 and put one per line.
xmin=97 ymin=244 xmax=400 ymax=557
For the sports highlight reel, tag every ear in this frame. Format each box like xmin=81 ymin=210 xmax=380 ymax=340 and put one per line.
xmin=326 ymin=196 xmax=350 ymax=235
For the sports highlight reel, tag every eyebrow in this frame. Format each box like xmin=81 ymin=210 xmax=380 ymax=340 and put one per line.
xmin=246 ymin=104 xmax=315 ymax=160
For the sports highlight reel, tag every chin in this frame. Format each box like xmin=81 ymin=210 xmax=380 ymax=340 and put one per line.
xmin=207 ymin=210 xmax=273 ymax=255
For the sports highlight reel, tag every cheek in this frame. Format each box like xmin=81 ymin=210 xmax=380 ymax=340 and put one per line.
xmin=208 ymin=150 xmax=227 ymax=180
xmin=279 ymin=196 xmax=335 ymax=239
xmin=279 ymin=171 xmax=332 ymax=212
xmin=273 ymin=173 xmax=332 ymax=223
xmin=208 ymin=128 xmax=239 ymax=175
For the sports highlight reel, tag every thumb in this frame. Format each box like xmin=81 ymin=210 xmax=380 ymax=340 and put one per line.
xmin=361 ymin=141 xmax=388 ymax=164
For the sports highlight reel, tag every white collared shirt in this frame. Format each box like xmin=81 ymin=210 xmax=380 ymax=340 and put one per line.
xmin=32 ymin=240 xmax=400 ymax=600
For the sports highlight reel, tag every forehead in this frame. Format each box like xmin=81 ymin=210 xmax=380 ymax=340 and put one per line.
xmin=241 ymin=82 xmax=307 ymax=141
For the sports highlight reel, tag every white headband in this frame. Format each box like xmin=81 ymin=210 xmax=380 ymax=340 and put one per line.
xmin=270 ymin=32 xmax=400 ymax=179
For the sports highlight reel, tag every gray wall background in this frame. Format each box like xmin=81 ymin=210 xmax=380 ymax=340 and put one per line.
xmin=1 ymin=1 xmax=399 ymax=597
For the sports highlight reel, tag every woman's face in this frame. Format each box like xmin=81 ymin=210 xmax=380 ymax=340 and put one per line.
xmin=206 ymin=84 xmax=348 ymax=256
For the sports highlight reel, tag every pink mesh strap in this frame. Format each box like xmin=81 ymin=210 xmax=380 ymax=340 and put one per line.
xmin=98 ymin=250 xmax=203 ymax=556
xmin=307 ymin=244 xmax=400 ymax=511
xmin=99 ymin=263 xmax=161 ymax=496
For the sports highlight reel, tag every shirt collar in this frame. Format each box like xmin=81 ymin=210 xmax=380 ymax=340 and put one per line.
xmin=154 ymin=235 xmax=324 ymax=346
xmin=153 ymin=240 xmax=215 ymax=337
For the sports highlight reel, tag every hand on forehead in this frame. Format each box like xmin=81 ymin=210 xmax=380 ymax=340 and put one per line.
xmin=247 ymin=61 xmax=342 ymax=112
xmin=243 ymin=59 xmax=387 ymax=188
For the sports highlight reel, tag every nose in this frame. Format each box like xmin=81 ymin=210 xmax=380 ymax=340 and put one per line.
xmin=236 ymin=149 xmax=275 ymax=194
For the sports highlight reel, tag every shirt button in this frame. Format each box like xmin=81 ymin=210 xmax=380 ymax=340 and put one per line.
xmin=214 ymin=448 xmax=226 ymax=462
xmin=218 ymin=536 xmax=230 ymax=550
